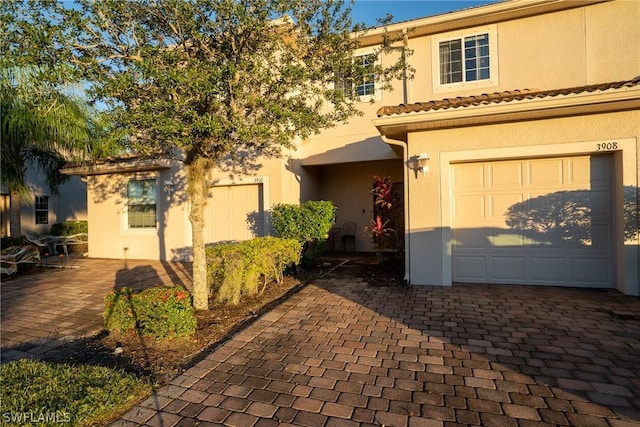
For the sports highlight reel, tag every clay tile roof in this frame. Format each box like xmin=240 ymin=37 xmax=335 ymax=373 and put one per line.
xmin=376 ymin=76 xmax=640 ymax=117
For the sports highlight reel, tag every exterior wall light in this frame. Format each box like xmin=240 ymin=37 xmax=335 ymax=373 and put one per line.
xmin=163 ymin=180 xmax=175 ymax=195
xmin=408 ymin=153 xmax=430 ymax=176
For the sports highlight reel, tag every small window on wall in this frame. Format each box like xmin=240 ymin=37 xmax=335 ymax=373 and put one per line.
xmin=439 ymin=33 xmax=490 ymax=84
xmin=432 ymin=26 xmax=498 ymax=93
xmin=354 ymin=53 xmax=377 ymax=97
xmin=35 ymin=196 xmax=49 ymax=225
xmin=127 ymin=179 xmax=156 ymax=229
xmin=333 ymin=53 xmax=378 ymax=100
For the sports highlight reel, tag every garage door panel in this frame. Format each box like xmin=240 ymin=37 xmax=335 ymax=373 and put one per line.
xmin=490 ymin=194 xmax=524 ymax=219
xmin=529 ymin=257 xmax=567 ymax=282
xmin=488 ymin=162 xmax=523 ymax=188
xmin=571 ymin=258 xmax=610 ymax=285
xmin=568 ymin=157 xmax=592 ymax=185
xmin=587 ymin=190 xmax=611 ymax=217
xmin=452 ymin=228 xmax=489 ymax=248
xmin=453 ymin=163 xmax=485 ymax=189
xmin=571 ymin=155 xmax=611 ymax=187
xmin=528 ymin=159 xmax=564 ymax=186
xmin=492 ymin=256 xmax=525 ymax=280
xmin=453 ymin=195 xmax=485 ymax=221
xmin=488 ymin=228 xmax=525 ymax=247
xmin=578 ymin=224 xmax=612 ymax=250
xmin=454 ymin=256 xmax=487 ymax=281
xmin=452 ymin=154 xmax=614 ymax=288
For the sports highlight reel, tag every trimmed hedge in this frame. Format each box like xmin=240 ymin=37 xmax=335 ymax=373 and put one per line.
xmin=206 ymin=237 xmax=301 ymax=305
xmin=104 ymin=286 xmax=196 ymax=340
xmin=271 ymin=200 xmax=336 ymax=264
xmin=271 ymin=200 xmax=336 ymax=244
xmin=49 ymin=220 xmax=88 ymax=236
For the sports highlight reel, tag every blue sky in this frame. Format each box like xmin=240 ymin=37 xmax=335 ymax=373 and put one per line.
xmin=350 ymin=0 xmax=499 ymax=27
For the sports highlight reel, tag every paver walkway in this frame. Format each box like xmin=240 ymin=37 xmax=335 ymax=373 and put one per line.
xmin=113 ymin=276 xmax=640 ymax=427
xmin=1 ymin=257 xmax=191 ymax=362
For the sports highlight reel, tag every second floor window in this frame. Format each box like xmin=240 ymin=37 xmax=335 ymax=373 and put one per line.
xmin=355 ymin=54 xmax=376 ymax=97
xmin=127 ymin=179 xmax=156 ymax=228
xmin=35 ymin=196 xmax=49 ymax=225
xmin=334 ymin=53 xmax=377 ymax=99
xmin=439 ymin=33 xmax=490 ymax=85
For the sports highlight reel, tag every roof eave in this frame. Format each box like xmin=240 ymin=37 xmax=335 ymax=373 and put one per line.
xmin=372 ymin=87 xmax=640 ymax=142
xmin=60 ymin=158 xmax=172 ymax=176
xmin=358 ymin=0 xmax=609 ymax=47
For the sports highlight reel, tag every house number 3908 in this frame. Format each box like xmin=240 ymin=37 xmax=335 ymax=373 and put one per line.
xmin=596 ymin=142 xmax=617 ymax=151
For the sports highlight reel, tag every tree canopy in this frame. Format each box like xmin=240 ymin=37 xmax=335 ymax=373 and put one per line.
xmin=1 ymin=2 xmax=121 ymax=237
xmin=5 ymin=0 xmax=409 ymax=309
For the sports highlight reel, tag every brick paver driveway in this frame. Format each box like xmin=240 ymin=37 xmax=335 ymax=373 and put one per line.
xmin=115 ymin=276 xmax=640 ymax=427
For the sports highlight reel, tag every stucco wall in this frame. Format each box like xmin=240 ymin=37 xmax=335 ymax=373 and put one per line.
xmin=86 ymin=167 xmax=188 ymax=261
xmin=407 ymin=0 xmax=640 ymax=101
xmin=86 ymin=155 xmax=302 ymax=261
xmin=405 ymin=110 xmax=639 ymax=295
xmin=19 ymin=172 xmax=87 ymax=235
xmin=301 ymin=46 xmax=406 ymax=165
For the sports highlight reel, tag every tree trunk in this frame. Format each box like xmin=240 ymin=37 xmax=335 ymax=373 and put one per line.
xmin=187 ymin=158 xmax=210 ymax=311
xmin=9 ymin=189 xmax=22 ymax=238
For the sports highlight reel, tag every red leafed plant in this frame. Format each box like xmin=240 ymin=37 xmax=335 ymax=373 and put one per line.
xmin=366 ymin=175 xmax=404 ymax=254
xmin=364 ymin=215 xmax=393 ymax=249
xmin=372 ymin=175 xmax=394 ymax=210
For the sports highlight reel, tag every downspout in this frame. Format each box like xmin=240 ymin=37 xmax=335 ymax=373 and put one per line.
xmin=376 ymin=27 xmax=411 ymax=283
xmin=381 ymin=136 xmax=410 ymax=284
xmin=401 ymin=28 xmax=409 ymax=105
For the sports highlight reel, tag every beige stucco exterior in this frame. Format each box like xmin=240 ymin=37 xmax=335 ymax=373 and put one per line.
xmin=1 ymin=169 xmax=88 ymax=237
xmin=63 ymin=0 xmax=639 ymax=295
xmin=372 ymin=0 xmax=639 ymax=295
xmin=391 ymin=112 xmax=639 ymax=296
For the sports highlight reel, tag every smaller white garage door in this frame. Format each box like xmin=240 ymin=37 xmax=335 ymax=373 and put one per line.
xmin=451 ymin=154 xmax=614 ymax=288
xmin=205 ymin=184 xmax=264 ymax=243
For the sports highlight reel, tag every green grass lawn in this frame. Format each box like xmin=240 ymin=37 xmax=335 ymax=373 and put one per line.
xmin=0 ymin=359 xmax=152 ymax=426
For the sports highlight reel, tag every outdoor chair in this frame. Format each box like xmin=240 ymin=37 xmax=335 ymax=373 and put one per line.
xmin=0 ymin=246 xmax=40 ymax=275
xmin=341 ymin=221 xmax=357 ymax=251
xmin=25 ymin=232 xmax=88 ymax=257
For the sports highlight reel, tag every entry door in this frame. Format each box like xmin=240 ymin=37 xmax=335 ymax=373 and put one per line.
xmin=451 ymin=154 xmax=614 ymax=287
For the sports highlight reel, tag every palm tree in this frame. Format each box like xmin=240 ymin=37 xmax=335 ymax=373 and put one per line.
xmin=1 ymin=67 xmax=98 ymax=237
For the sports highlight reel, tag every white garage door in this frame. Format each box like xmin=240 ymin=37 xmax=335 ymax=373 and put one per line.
xmin=205 ymin=184 xmax=264 ymax=243
xmin=451 ymin=154 xmax=614 ymax=288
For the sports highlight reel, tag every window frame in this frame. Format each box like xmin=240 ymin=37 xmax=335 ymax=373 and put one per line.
xmin=126 ymin=178 xmax=157 ymax=229
xmin=334 ymin=52 xmax=382 ymax=102
xmin=432 ymin=25 xmax=498 ymax=94
xmin=34 ymin=195 xmax=49 ymax=225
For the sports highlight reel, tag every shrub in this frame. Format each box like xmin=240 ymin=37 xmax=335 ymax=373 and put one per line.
xmin=1 ymin=236 xmax=23 ymax=248
xmin=49 ymin=220 xmax=88 ymax=236
xmin=0 ymin=358 xmax=151 ymax=426
xmin=271 ymin=201 xmax=336 ymax=244
xmin=104 ymin=285 xmax=196 ymax=340
xmin=206 ymin=237 xmax=301 ymax=305
xmin=367 ymin=176 xmax=404 ymax=253
xmin=271 ymin=200 xmax=336 ymax=263
xmin=49 ymin=220 xmax=89 ymax=254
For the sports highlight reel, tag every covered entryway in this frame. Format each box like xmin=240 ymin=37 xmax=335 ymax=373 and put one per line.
xmin=205 ymin=184 xmax=264 ymax=243
xmin=451 ymin=154 xmax=614 ymax=287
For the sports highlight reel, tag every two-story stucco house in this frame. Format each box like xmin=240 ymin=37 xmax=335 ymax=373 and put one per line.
xmin=61 ymin=0 xmax=640 ymax=296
